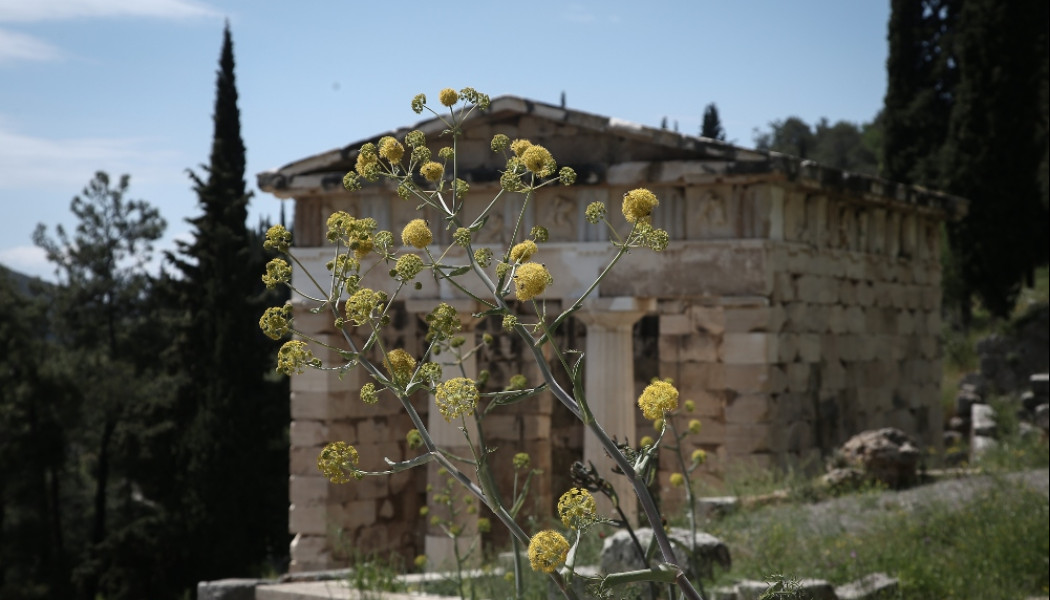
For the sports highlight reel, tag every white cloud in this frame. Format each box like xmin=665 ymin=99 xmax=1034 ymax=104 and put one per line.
xmin=0 ymin=0 xmax=219 ymax=23
xmin=0 ymin=28 xmax=64 ymax=63
xmin=0 ymin=122 xmax=182 ymax=190
xmin=0 ymin=0 xmax=219 ymax=66
xmin=0 ymin=245 xmax=53 ymax=281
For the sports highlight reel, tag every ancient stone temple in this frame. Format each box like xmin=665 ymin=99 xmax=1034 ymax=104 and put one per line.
xmin=257 ymin=96 xmax=966 ymax=571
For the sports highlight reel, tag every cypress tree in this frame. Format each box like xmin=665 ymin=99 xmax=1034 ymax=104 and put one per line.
xmin=165 ymin=22 xmax=289 ymax=583
xmin=700 ymin=103 xmax=726 ymax=141
xmin=881 ymin=0 xmax=959 ymax=185
xmin=940 ymin=0 xmax=1048 ymax=319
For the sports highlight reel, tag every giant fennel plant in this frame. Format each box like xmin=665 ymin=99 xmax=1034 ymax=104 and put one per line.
xmin=259 ymin=87 xmax=706 ymax=600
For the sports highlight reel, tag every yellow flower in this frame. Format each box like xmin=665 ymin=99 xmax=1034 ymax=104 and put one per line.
xmin=384 ymin=349 xmax=416 ymax=385
xmin=263 ymin=224 xmax=292 ymax=253
xmin=514 ymin=262 xmax=551 ymax=301
xmin=345 ymin=288 xmax=386 ymax=326
xmin=557 ymin=488 xmax=598 ymax=530
xmin=262 ymin=258 xmax=292 ymax=289
xmin=528 ymin=530 xmax=569 ymax=573
xmin=638 ymin=380 xmax=679 ymax=421
xmin=420 ymin=161 xmax=444 ymax=182
xmin=688 ymin=419 xmax=702 ymax=435
xmin=360 ymin=383 xmax=379 ymax=404
xmin=622 ymin=188 xmax=659 ymax=223
xmin=379 ymin=136 xmax=405 ymax=162
xmin=438 ymin=87 xmax=459 ymax=107
xmin=640 ymin=436 xmax=655 ymax=448
xmin=669 ymin=472 xmax=685 ymax=487
xmin=684 ymin=399 xmax=696 ymax=412
xmin=513 ymin=452 xmax=531 ymax=470
xmin=520 ymin=144 xmax=555 ymax=176
xmin=406 ymin=429 xmax=424 ymax=449
xmin=509 ymin=240 xmax=537 ymax=263
xmin=691 ymin=449 xmax=707 ymax=465
xmin=477 ymin=517 xmax=491 ymax=533
xmin=401 ymin=218 xmax=433 ymax=249
xmin=414 ymin=555 xmax=427 ymax=569
xmin=259 ymin=304 xmax=293 ymax=340
xmin=317 ymin=442 xmax=360 ymax=484
xmin=510 ymin=138 xmax=532 ymax=157
xmin=394 ymin=253 xmax=424 ymax=280
xmin=276 ymin=340 xmax=315 ymax=375
xmin=435 ymin=377 xmax=479 ymax=422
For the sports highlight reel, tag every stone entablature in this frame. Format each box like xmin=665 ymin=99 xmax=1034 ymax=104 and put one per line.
xmin=260 ymin=95 xmax=965 ymax=571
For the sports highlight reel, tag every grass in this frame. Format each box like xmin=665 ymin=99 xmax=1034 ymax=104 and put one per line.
xmin=698 ymin=463 xmax=1048 ymax=599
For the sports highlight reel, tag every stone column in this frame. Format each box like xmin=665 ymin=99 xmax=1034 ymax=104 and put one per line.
xmin=577 ymin=297 xmax=655 ymax=526
xmin=407 ymin=299 xmax=482 ymax=571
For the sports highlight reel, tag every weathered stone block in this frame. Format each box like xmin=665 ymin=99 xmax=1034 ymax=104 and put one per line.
xmin=723 ymin=364 xmax=784 ymax=394
xmin=290 ymin=475 xmax=328 ymax=507
xmin=660 ymin=313 xmax=693 ymax=335
xmin=798 ymin=334 xmax=822 ymax=363
xmin=725 ymin=394 xmax=770 ymax=424
xmin=721 ymin=333 xmax=778 ymax=364
xmin=290 ymin=420 xmax=330 ymax=448
xmin=724 ymin=304 xmax=785 ymax=333
xmin=288 ymin=503 xmax=327 ymax=535
xmin=689 ymin=305 xmax=726 ymax=335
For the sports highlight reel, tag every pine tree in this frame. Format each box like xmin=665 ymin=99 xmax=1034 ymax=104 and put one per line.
xmin=940 ymin=0 xmax=1048 ymax=319
xmin=700 ymin=103 xmax=726 ymax=140
xmin=164 ymin=22 xmax=289 ymax=583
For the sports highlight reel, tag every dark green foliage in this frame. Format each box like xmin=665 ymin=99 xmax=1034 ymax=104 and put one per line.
xmin=0 ymin=271 xmax=75 ymax=599
xmin=882 ymin=0 xmax=960 ymax=185
xmin=700 ymin=103 xmax=726 ymax=141
xmin=753 ymin=116 xmax=880 ymax=176
xmin=162 ymin=22 xmax=290 ymax=585
xmin=940 ymin=0 xmax=1049 ymax=319
xmin=883 ymin=0 xmax=1049 ymax=321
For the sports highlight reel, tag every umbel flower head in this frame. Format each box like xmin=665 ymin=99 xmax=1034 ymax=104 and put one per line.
xmin=438 ymin=87 xmax=459 ymax=107
xmin=394 ymin=253 xmax=424 ymax=280
xmin=514 ymin=262 xmax=552 ymax=301
xmin=637 ymin=380 xmax=679 ymax=420
xmin=509 ymin=240 xmax=537 ymax=263
xmin=420 ymin=161 xmax=444 ymax=182
xmin=557 ymin=487 xmax=598 ymax=530
xmin=384 ymin=349 xmax=416 ymax=385
xmin=317 ymin=441 xmax=361 ymax=484
xmin=276 ymin=340 xmax=317 ymax=375
xmin=263 ymin=224 xmax=292 ymax=253
xmin=259 ymin=304 xmax=293 ymax=340
xmin=622 ymin=188 xmax=659 ymax=223
xmin=528 ymin=530 xmax=570 ymax=573
xmin=435 ymin=377 xmax=479 ymax=422
xmin=402 ymin=219 xmax=433 ymax=248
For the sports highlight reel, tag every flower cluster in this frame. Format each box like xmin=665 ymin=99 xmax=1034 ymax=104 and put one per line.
xmin=276 ymin=340 xmax=317 ymax=375
xmin=317 ymin=441 xmax=361 ymax=484
xmin=384 ymin=349 xmax=416 ymax=386
xmin=259 ymin=304 xmax=292 ymax=340
xmin=262 ymin=258 xmax=291 ymax=289
xmin=557 ymin=487 xmax=598 ymax=530
xmin=435 ymin=377 xmax=479 ymax=421
xmin=401 ymin=219 xmax=433 ymax=248
xmin=638 ymin=380 xmax=680 ymax=420
xmin=528 ymin=530 xmax=570 ymax=573
xmin=622 ymin=188 xmax=659 ymax=223
xmin=344 ymin=288 xmax=387 ymax=326
xmin=263 ymin=224 xmax=292 ymax=253
xmin=514 ymin=262 xmax=552 ymax=301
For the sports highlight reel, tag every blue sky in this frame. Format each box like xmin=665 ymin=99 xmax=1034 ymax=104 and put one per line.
xmin=0 ymin=0 xmax=890 ymax=281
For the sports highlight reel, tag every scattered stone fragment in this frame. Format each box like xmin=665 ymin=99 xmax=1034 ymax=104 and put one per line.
xmin=600 ymin=527 xmax=730 ymax=580
xmin=197 ymin=578 xmax=264 ymax=600
xmin=834 ymin=428 xmax=921 ymax=489
xmin=835 ymin=572 xmax=900 ymax=599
